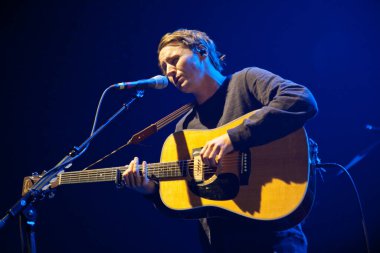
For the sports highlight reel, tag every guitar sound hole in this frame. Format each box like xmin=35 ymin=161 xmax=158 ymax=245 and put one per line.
xmin=188 ymin=173 xmax=239 ymax=200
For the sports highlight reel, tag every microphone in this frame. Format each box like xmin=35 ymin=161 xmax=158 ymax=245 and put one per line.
xmin=113 ymin=75 xmax=169 ymax=90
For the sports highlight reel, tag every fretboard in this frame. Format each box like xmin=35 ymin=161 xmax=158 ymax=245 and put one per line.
xmin=58 ymin=160 xmax=191 ymax=186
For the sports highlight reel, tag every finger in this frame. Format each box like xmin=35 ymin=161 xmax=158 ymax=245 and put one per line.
xmin=142 ymin=161 xmax=148 ymax=181
xmin=200 ymin=142 xmax=213 ymax=158
xmin=129 ymin=157 xmax=139 ymax=187
xmin=200 ymin=144 xmax=207 ymax=156
xmin=122 ymin=161 xmax=134 ymax=187
xmin=209 ymin=145 xmax=220 ymax=167
xmin=133 ymin=157 xmax=143 ymax=186
xmin=128 ymin=170 xmax=137 ymax=187
xmin=216 ymin=146 xmax=225 ymax=165
xmin=201 ymin=143 xmax=213 ymax=166
xmin=201 ymin=142 xmax=218 ymax=167
xmin=123 ymin=170 xmax=131 ymax=187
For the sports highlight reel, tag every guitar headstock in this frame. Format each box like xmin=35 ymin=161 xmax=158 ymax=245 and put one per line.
xmin=21 ymin=172 xmax=44 ymax=196
xmin=21 ymin=171 xmax=63 ymax=198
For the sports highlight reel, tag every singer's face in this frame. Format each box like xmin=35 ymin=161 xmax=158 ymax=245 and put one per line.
xmin=159 ymin=43 xmax=205 ymax=94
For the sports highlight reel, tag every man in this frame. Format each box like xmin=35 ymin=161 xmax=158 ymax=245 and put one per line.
xmin=123 ymin=29 xmax=318 ymax=252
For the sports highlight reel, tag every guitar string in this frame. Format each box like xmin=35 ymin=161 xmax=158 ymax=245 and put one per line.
xmin=59 ymin=167 xmax=237 ymax=182
xmin=60 ymin=159 xmax=242 ymax=175
xmin=60 ymin=172 xmax=239 ymax=184
xmin=62 ymin=158 xmax=242 ymax=175
xmin=60 ymin=159 xmax=241 ymax=177
xmin=59 ymin=170 xmax=236 ymax=184
xmin=59 ymin=157 xmax=242 ymax=183
xmin=61 ymin=160 xmax=241 ymax=176
xmin=59 ymin=161 xmax=242 ymax=184
xmin=59 ymin=171 xmax=235 ymax=184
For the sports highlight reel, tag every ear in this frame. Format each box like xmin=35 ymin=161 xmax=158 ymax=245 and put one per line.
xmin=195 ymin=45 xmax=207 ymax=58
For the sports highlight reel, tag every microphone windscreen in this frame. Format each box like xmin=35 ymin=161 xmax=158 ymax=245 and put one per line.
xmin=152 ymin=75 xmax=169 ymax=89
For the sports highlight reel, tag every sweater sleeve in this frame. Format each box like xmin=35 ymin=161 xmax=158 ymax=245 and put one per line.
xmin=227 ymin=67 xmax=318 ymax=150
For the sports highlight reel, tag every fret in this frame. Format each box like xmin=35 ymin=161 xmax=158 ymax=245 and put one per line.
xmin=58 ymin=161 xmax=190 ymax=185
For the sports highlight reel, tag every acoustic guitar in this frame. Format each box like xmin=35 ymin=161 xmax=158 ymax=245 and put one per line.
xmin=22 ymin=111 xmax=315 ymax=229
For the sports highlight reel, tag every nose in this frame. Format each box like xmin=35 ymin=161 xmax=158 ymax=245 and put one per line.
xmin=166 ymin=64 xmax=176 ymax=78
xmin=165 ymin=64 xmax=177 ymax=84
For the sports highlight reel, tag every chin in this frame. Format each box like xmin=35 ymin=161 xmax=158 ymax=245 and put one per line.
xmin=178 ymin=82 xmax=193 ymax=93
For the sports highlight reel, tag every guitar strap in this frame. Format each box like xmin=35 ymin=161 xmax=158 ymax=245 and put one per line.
xmin=126 ymin=102 xmax=194 ymax=145
xmin=83 ymin=102 xmax=194 ymax=170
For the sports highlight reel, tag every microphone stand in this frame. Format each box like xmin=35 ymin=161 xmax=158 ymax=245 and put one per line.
xmin=338 ymin=139 xmax=380 ymax=175
xmin=0 ymin=89 xmax=145 ymax=253
xmin=338 ymin=125 xmax=380 ymax=175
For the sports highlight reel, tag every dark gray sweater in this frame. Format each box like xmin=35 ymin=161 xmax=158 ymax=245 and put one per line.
xmin=175 ymin=67 xmax=318 ymax=149
xmin=173 ymin=67 xmax=318 ymax=252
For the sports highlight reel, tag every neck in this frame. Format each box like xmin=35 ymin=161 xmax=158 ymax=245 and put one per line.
xmin=194 ymin=71 xmax=226 ymax=104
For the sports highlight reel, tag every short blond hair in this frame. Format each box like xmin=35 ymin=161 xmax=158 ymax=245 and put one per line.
xmin=158 ymin=29 xmax=225 ymax=73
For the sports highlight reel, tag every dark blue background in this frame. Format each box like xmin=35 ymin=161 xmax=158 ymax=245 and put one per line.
xmin=1 ymin=0 xmax=379 ymax=252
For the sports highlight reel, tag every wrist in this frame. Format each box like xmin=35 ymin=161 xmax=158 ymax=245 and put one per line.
xmin=143 ymin=181 xmax=158 ymax=195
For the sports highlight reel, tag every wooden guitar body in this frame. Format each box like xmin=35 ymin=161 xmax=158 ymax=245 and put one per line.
xmin=21 ymin=111 xmax=315 ymax=229
xmin=159 ymin=111 xmax=315 ymax=229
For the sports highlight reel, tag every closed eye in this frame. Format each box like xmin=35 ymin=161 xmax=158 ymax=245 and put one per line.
xmin=160 ymin=56 xmax=179 ymax=75
xmin=169 ymin=56 xmax=179 ymax=66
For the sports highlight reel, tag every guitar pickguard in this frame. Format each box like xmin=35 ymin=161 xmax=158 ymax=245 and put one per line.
xmin=187 ymin=149 xmax=241 ymax=200
xmin=188 ymin=173 xmax=240 ymax=200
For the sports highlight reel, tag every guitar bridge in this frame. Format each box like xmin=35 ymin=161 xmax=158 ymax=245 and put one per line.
xmin=192 ymin=149 xmax=204 ymax=183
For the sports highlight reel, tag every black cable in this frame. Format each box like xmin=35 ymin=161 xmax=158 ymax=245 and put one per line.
xmin=316 ymin=162 xmax=371 ymax=253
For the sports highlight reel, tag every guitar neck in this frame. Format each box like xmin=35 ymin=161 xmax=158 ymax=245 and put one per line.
xmin=58 ymin=161 xmax=190 ymax=186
